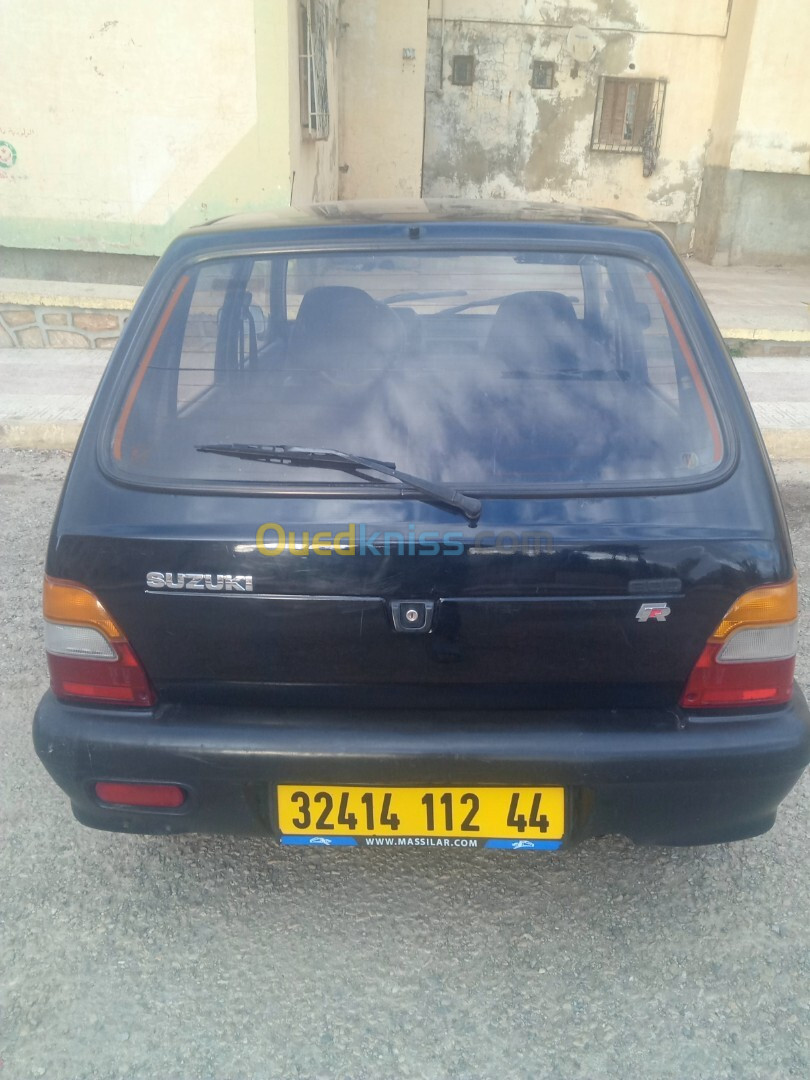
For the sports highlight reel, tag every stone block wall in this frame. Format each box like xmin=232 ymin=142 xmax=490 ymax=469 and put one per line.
xmin=0 ymin=306 xmax=128 ymax=348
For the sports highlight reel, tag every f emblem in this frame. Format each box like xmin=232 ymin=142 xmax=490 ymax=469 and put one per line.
xmin=635 ymin=602 xmax=671 ymax=622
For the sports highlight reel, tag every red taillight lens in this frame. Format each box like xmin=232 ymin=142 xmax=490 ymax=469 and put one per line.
xmin=680 ymin=577 xmax=798 ymax=710
xmin=43 ymin=577 xmax=156 ymax=707
xmin=47 ymin=644 xmax=155 ymax=707
xmin=95 ymin=782 xmax=185 ymax=808
xmin=680 ymin=643 xmax=795 ymax=708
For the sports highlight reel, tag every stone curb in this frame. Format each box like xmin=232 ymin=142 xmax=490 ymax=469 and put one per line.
xmin=0 ymin=288 xmax=136 ymax=312
xmin=0 ymin=421 xmax=85 ymax=451
xmin=759 ymin=429 xmax=810 ymax=461
xmin=723 ymin=330 xmax=810 ymax=358
xmin=721 ymin=328 xmax=810 ymax=343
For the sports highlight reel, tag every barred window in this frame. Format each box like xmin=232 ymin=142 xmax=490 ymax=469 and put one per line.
xmin=299 ymin=0 xmax=330 ymax=139
xmin=451 ymin=55 xmax=475 ymax=86
xmin=531 ymin=61 xmax=555 ymax=90
xmin=591 ymin=76 xmax=666 ymax=175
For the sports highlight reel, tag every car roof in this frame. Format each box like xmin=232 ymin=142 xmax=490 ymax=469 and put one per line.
xmin=190 ymin=198 xmax=655 ymax=236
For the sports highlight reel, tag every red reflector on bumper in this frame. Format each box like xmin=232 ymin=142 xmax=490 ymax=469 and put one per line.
xmin=95 ymin=782 xmax=186 ymax=808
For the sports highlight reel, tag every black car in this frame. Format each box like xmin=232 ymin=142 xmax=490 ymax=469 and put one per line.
xmin=34 ymin=200 xmax=809 ymax=850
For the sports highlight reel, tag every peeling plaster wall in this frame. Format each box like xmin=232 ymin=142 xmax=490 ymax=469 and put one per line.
xmin=422 ymin=0 xmax=729 ymax=247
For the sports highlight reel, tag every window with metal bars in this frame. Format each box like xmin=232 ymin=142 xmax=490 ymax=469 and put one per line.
xmin=299 ymin=0 xmax=330 ymax=140
xmin=531 ymin=61 xmax=555 ymax=90
xmin=451 ymin=55 xmax=475 ymax=86
xmin=590 ymin=76 xmax=666 ymax=175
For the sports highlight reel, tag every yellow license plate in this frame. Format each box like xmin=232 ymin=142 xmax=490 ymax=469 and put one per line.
xmin=277 ymin=785 xmax=565 ymax=850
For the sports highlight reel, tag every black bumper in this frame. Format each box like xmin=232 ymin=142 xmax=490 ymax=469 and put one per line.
xmin=33 ymin=689 xmax=810 ymax=846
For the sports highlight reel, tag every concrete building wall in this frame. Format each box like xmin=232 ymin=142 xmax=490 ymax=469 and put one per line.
xmin=694 ymin=0 xmax=810 ymax=264
xmin=0 ymin=0 xmax=339 ymax=279
xmin=420 ymin=0 xmax=729 ymax=250
xmin=731 ymin=0 xmax=810 ymax=177
xmin=337 ymin=0 xmax=429 ymax=199
xmin=1 ymin=0 xmax=807 ymax=273
xmin=336 ymin=0 xmax=806 ymax=263
xmin=288 ymin=0 xmax=341 ymax=205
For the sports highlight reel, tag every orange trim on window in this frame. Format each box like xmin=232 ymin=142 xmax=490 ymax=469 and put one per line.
xmin=646 ymin=271 xmax=723 ymax=463
xmin=112 ymin=275 xmax=190 ymax=461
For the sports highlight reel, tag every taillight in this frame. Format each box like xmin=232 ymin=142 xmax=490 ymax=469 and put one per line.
xmin=43 ymin=577 xmax=156 ymax=707
xmin=680 ymin=576 xmax=798 ymax=709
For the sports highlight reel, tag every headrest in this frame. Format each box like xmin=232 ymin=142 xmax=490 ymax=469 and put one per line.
xmin=487 ymin=290 xmax=581 ymax=371
xmin=288 ymin=286 xmax=404 ymax=368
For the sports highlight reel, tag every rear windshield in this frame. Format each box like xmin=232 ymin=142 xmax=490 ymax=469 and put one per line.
xmin=109 ymin=250 xmax=723 ymax=489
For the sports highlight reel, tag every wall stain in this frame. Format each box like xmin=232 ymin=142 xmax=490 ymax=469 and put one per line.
xmin=422 ymin=1 xmax=707 ymax=229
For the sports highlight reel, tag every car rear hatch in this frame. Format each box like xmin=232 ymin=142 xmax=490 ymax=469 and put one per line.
xmin=47 ymin=226 xmax=795 ymax=715
xmin=49 ymin=494 xmax=789 ymax=712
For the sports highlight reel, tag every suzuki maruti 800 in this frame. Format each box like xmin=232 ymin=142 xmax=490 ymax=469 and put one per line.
xmin=34 ymin=201 xmax=810 ymax=850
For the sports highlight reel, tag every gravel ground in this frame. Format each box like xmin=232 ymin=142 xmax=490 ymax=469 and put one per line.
xmin=1 ymin=449 xmax=808 ymax=1080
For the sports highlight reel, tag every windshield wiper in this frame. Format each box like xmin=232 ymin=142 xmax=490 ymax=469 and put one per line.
xmin=196 ymin=443 xmax=482 ymax=522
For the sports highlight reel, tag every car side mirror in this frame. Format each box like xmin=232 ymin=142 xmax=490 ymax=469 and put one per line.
xmin=248 ymin=305 xmax=266 ymax=337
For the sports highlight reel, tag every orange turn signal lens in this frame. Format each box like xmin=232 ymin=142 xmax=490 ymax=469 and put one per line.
xmin=710 ymin=576 xmax=798 ymax=641
xmin=43 ymin=577 xmax=156 ymax=707
xmin=680 ymin=575 xmax=798 ymax=708
xmin=43 ymin=577 xmax=125 ymax=643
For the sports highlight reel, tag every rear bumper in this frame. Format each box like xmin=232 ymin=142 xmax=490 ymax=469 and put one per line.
xmin=33 ymin=689 xmax=810 ymax=846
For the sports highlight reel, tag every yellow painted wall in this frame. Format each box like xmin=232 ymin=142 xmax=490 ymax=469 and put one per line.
xmin=730 ymin=0 xmax=810 ymax=175
xmin=0 ymin=0 xmax=338 ymax=256
xmin=1 ymin=0 xmax=806 ymax=262
xmin=288 ymin=0 xmax=341 ymax=204
xmin=338 ymin=0 xmax=429 ymax=199
xmin=703 ymin=0 xmax=757 ymax=170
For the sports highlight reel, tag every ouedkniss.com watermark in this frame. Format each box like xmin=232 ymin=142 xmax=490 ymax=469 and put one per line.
xmin=255 ymin=522 xmax=554 ymax=557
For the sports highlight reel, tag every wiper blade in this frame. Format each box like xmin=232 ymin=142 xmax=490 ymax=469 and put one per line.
xmin=196 ymin=443 xmax=482 ymax=522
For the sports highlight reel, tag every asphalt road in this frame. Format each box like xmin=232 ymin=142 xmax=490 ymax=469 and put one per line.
xmin=1 ymin=450 xmax=808 ymax=1080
